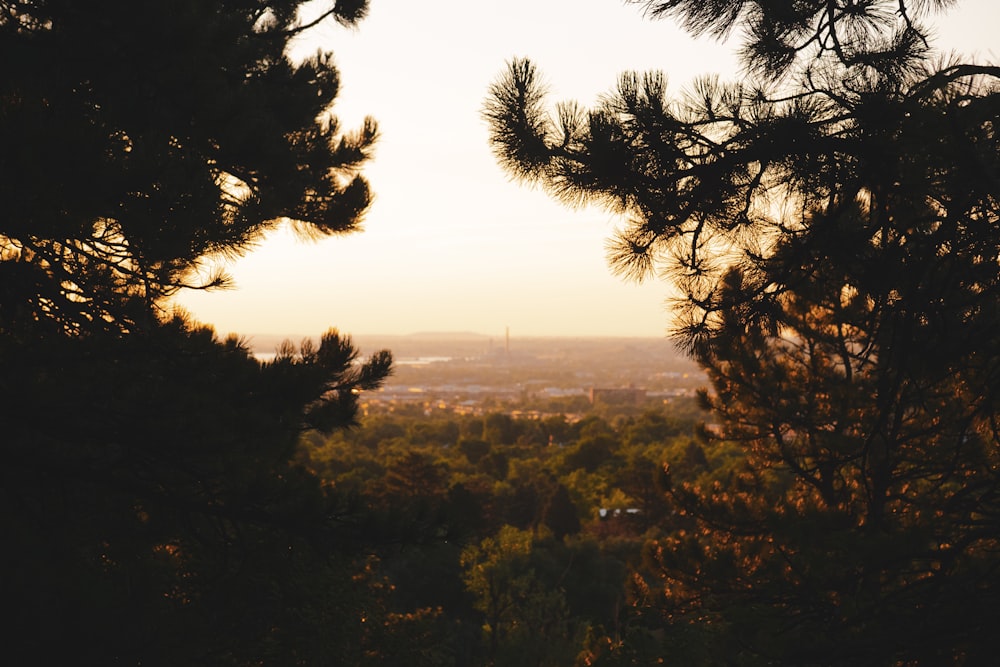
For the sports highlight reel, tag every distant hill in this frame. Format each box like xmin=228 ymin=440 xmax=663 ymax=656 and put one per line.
xmin=399 ymin=332 xmax=491 ymax=340
xmin=241 ymin=331 xmax=697 ymax=373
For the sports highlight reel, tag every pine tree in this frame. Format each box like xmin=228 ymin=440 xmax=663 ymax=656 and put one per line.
xmin=486 ymin=1 xmax=1000 ymax=663
xmin=1 ymin=2 xmax=395 ymax=663
xmin=1 ymin=0 xmax=376 ymax=334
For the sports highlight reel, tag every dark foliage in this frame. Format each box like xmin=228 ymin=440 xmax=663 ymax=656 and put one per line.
xmin=0 ymin=1 xmax=396 ymax=663
xmin=1 ymin=0 xmax=377 ymax=334
xmin=486 ymin=1 xmax=1000 ymax=663
xmin=1 ymin=322 xmax=392 ymax=665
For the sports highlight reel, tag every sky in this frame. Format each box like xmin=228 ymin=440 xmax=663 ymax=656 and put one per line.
xmin=172 ymin=0 xmax=998 ymax=340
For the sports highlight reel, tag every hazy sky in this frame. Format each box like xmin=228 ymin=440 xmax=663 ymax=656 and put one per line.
xmin=173 ymin=0 xmax=998 ymax=340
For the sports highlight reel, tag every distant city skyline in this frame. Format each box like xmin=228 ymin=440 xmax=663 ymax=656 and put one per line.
xmin=172 ymin=0 xmax=998 ymax=339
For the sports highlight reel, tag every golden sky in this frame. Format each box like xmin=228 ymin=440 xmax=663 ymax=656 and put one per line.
xmin=173 ymin=0 xmax=998 ymax=340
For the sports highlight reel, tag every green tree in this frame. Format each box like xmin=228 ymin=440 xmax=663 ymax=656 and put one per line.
xmin=563 ymin=433 xmax=619 ymax=473
xmin=486 ymin=1 xmax=1000 ymax=663
xmin=1 ymin=2 xmax=395 ymax=664
xmin=459 ymin=437 xmax=493 ymax=465
xmin=461 ymin=526 xmax=575 ymax=666
xmin=541 ymin=483 xmax=582 ymax=540
xmin=483 ymin=411 xmax=519 ymax=446
xmin=383 ymin=451 xmax=448 ymax=500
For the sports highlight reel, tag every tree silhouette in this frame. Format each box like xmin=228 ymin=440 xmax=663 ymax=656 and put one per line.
xmin=486 ymin=1 xmax=1000 ymax=663
xmin=2 ymin=0 xmax=375 ymax=334
xmin=1 ymin=1 xmax=394 ymax=663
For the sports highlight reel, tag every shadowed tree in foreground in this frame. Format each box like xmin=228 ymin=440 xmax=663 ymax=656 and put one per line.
xmin=0 ymin=1 xmax=395 ymax=664
xmin=1 ymin=0 xmax=376 ymax=335
xmin=486 ymin=1 xmax=1000 ymax=663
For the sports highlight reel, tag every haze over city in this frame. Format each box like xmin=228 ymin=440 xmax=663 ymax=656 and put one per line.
xmin=173 ymin=0 xmax=998 ymax=339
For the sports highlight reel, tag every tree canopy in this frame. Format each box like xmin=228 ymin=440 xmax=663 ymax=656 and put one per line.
xmin=486 ymin=0 xmax=1000 ymax=663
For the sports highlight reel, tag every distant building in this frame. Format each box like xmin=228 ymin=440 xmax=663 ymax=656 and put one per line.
xmin=588 ymin=385 xmax=646 ymax=405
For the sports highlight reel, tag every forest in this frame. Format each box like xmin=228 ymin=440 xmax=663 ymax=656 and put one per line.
xmin=2 ymin=0 xmax=999 ymax=665
xmin=293 ymin=396 xmax=736 ymax=665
